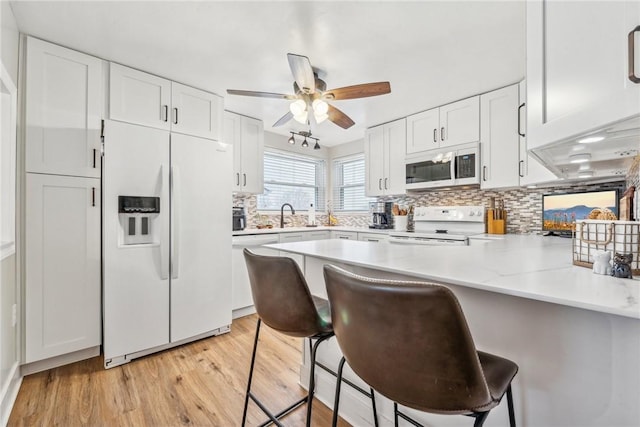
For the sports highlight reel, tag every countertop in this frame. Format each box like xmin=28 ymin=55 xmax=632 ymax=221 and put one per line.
xmin=232 ymin=226 xmax=391 ymax=236
xmin=267 ymin=235 xmax=640 ymax=319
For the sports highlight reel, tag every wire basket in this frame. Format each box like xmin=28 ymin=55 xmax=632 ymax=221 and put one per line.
xmin=573 ymin=220 xmax=640 ymax=274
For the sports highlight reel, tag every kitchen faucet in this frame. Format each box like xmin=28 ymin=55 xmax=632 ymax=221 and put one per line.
xmin=280 ymin=203 xmax=295 ymax=228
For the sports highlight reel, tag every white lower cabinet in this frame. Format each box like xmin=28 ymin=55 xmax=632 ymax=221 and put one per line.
xmin=331 ymin=231 xmax=358 ymax=240
xmin=25 ymin=173 xmax=101 ymax=363
xmin=231 ymin=234 xmax=280 ymax=312
xmin=357 ymin=232 xmax=389 ymax=243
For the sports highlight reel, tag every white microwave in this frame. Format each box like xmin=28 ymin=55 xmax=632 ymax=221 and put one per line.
xmin=405 ymin=142 xmax=480 ymax=190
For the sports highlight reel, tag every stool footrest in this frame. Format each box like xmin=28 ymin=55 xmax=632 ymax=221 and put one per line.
xmin=252 ymin=393 xmax=308 ymax=427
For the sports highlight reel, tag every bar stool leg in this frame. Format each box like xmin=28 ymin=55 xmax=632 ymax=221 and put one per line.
xmin=306 ymin=335 xmax=332 ymax=427
xmin=242 ymin=318 xmax=262 ymax=427
xmin=473 ymin=411 xmax=490 ymax=427
xmin=394 ymin=402 xmax=399 ymax=427
xmin=370 ymin=388 xmax=379 ymax=427
xmin=331 ymin=357 xmax=347 ymax=427
xmin=506 ymin=384 xmax=516 ymax=427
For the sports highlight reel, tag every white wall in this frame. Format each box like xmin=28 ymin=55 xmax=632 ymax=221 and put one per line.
xmin=1 ymin=2 xmax=22 ymax=425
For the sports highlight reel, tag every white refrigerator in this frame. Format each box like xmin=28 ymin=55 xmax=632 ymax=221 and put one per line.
xmin=103 ymin=120 xmax=232 ymax=367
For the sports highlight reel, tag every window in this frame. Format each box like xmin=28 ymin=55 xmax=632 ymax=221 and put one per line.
xmin=333 ymin=154 xmax=373 ymax=212
xmin=257 ymin=150 xmax=325 ymax=211
xmin=1 ymin=63 xmax=17 ymax=260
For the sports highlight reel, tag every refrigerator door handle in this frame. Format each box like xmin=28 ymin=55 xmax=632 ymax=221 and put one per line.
xmin=160 ymin=164 xmax=170 ymax=280
xmin=171 ymin=165 xmax=180 ymax=280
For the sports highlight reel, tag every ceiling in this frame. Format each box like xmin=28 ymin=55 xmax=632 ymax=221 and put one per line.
xmin=10 ymin=1 xmax=526 ymax=147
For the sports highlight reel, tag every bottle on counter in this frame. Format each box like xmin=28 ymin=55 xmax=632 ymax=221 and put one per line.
xmin=308 ymin=203 xmax=316 ymax=226
xmin=407 ymin=205 xmax=415 ymax=232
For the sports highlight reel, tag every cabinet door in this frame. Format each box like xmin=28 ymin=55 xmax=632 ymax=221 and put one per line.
xmin=224 ymin=111 xmax=243 ymax=191
xmin=526 ymin=0 xmax=640 ymax=149
xmin=109 ymin=63 xmax=171 ymax=131
xmin=25 ymin=38 xmax=102 ymax=178
xmin=25 ymin=174 xmax=101 ymax=362
xmin=384 ymin=118 xmax=407 ymax=195
xmin=480 ymin=85 xmax=520 ymax=189
xmin=439 ymin=96 xmax=480 ymax=148
xmin=171 ymin=82 xmax=223 ymax=141
xmin=240 ymin=115 xmax=264 ymax=194
xmin=406 ymin=108 xmax=439 ymax=154
xmin=170 ymin=134 xmax=232 ymax=342
xmin=517 ymin=81 xmax=557 ymax=186
xmin=364 ymin=126 xmax=385 ymax=196
xmin=304 ymin=231 xmax=330 ymax=240
xmin=357 ymin=232 xmax=389 ymax=243
xmin=231 ymin=237 xmax=280 ymax=311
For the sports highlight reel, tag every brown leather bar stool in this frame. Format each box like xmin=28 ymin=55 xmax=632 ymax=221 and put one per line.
xmin=324 ymin=265 xmax=518 ymax=427
xmin=242 ymin=249 xmax=334 ymax=427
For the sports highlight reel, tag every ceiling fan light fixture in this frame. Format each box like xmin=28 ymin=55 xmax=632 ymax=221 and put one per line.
xmin=314 ymin=111 xmax=329 ymax=124
xmin=293 ymin=110 xmax=308 ymax=124
xmin=312 ymin=99 xmax=329 ymax=115
xmin=289 ymin=99 xmax=307 ymax=116
xmin=569 ymin=153 xmax=591 ymax=164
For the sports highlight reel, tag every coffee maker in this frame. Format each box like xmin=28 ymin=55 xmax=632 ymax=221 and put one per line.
xmin=369 ymin=202 xmax=394 ymax=229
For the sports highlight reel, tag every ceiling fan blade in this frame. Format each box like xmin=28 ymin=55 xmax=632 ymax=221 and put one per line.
xmin=287 ymin=53 xmax=315 ymax=94
xmin=227 ymin=89 xmax=296 ymax=100
xmin=327 ymin=104 xmax=355 ymax=129
xmin=323 ymin=82 xmax=391 ymax=100
xmin=272 ymin=111 xmax=294 ymax=127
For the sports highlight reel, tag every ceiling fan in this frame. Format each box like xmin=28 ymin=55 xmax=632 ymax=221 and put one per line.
xmin=227 ymin=53 xmax=391 ymax=129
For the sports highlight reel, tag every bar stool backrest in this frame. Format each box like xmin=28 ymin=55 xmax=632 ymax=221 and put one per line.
xmin=244 ymin=249 xmax=331 ymax=337
xmin=323 ymin=265 xmax=493 ymax=414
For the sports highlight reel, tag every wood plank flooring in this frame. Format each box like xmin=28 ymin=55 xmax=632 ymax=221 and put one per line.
xmin=8 ymin=315 xmax=350 ymax=426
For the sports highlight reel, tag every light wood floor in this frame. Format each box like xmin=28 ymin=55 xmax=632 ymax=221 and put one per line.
xmin=8 ymin=315 xmax=350 ymax=426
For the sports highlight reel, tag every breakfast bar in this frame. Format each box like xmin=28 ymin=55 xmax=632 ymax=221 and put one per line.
xmin=268 ymin=236 xmax=640 ymax=426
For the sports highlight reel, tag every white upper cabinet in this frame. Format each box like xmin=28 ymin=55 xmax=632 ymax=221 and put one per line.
xmin=110 ymin=63 xmax=222 ymax=140
xmin=439 ymin=96 xmax=480 ymax=148
xmin=25 ymin=37 xmax=102 ymax=178
xmin=406 ymin=108 xmax=439 ymax=154
xmin=224 ymin=111 xmax=264 ymax=194
xmin=171 ymin=82 xmax=222 ymax=140
xmin=365 ymin=118 xmax=406 ymax=196
xmin=517 ymin=81 xmax=557 ymax=186
xmin=526 ymin=0 xmax=640 ymax=149
xmin=109 ymin=63 xmax=171 ymax=131
xmin=480 ymin=85 xmax=520 ymax=189
xmin=406 ymin=97 xmax=479 ymax=154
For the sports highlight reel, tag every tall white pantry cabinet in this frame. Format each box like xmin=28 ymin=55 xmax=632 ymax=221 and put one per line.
xmin=23 ymin=37 xmax=102 ymax=368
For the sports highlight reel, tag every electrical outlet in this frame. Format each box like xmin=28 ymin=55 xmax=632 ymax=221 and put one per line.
xmin=12 ymin=304 xmax=17 ymax=327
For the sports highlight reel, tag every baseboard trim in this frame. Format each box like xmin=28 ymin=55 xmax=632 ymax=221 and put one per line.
xmin=232 ymin=305 xmax=256 ymax=319
xmin=1 ymin=364 xmax=23 ymax=427
xmin=21 ymin=346 xmax=100 ymax=376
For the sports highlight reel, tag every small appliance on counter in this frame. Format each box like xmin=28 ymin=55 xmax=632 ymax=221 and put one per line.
xmin=233 ymin=206 xmax=246 ymax=231
xmin=370 ymin=202 xmax=394 ymax=229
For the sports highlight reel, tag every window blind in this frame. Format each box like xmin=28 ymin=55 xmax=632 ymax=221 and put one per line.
xmin=257 ymin=149 xmax=325 ymax=211
xmin=332 ymin=154 xmax=373 ymax=212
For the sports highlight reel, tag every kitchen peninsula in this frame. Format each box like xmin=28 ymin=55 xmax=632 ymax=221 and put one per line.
xmin=268 ymin=236 xmax=640 ymax=427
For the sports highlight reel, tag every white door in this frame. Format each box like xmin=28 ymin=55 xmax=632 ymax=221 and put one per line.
xmin=103 ymin=120 xmax=170 ymax=361
xmin=170 ymin=134 xmax=232 ymax=342
xmin=480 ymin=85 xmax=520 ymax=189
xmin=384 ymin=118 xmax=407 ymax=195
xmin=526 ymin=0 xmax=640 ymax=149
xmin=406 ymin=108 xmax=439 ymax=153
xmin=365 ymin=126 xmax=385 ymax=196
xmin=109 ymin=63 xmax=171 ymax=131
xmin=25 ymin=37 xmax=102 ymax=178
xmin=439 ymin=96 xmax=480 ymax=148
xmin=25 ymin=174 xmax=100 ymax=362
xmin=171 ymin=82 xmax=223 ymax=140
xmin=224 ymin=111 xmax=243 ymax=191
xmin=240 ymin=115 xmax=264 ymax=194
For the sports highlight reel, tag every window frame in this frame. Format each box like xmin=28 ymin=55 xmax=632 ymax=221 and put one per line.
xmin=332 ymin=153 xmax=372 ymax=213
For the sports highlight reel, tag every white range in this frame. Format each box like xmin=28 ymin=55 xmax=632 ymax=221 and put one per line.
xmin=389 ymin=205 xmax=486 ymax=245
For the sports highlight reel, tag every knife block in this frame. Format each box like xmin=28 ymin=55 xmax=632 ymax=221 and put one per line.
xmin=487 ymin=209 xmax=506 ymax=234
